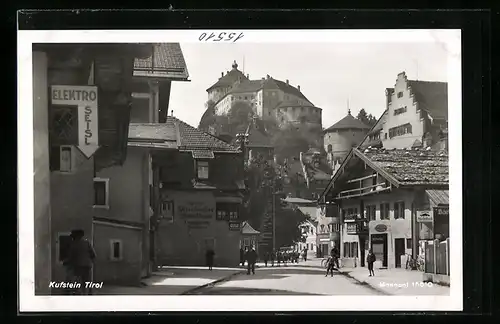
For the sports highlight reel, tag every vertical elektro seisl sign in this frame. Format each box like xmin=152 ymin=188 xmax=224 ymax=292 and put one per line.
xmin=51 ymin=85 xmax=99 ymax=158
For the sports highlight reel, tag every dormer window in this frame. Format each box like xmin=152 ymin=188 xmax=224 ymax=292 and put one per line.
xmin=197 ymin=161 xmax=209 ymax=179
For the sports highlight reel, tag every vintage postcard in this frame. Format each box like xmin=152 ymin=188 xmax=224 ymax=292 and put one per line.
xmin=18 ymin=29 xmax=462 ymax=312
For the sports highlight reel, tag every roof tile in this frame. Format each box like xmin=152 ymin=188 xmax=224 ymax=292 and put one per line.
xmin=408 ymin=80 xmax=448 ymax=120
xmin=325 ymin=113 xmax=370 ymax=132
xmin=134 ymin=43 xmax=189 ymax=79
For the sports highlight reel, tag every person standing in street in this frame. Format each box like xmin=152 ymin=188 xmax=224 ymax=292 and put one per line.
xmin=332 ymin=245 xmax=340 ymax=269
xmin=245 ymin=246 xmax=258 ymax=275
xmin=270 ymin=250 xmax=275 ymax=267
xmin=68 ymin=229 xmax=96 ymax=295
xmin=367 ymin=249 xmax=376 ymax=276
xmin=263 ymin=251 xmax=269 ymax=267
xmin=239 ymin=247 xmax=245 ymax=267
xmin=206 ymin=248 xmax=215 ymax=271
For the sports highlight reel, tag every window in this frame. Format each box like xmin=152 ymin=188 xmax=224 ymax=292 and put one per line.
xmin=251 ymin=95 xmax=255 ymax=100
xmin=406 ymin=238 xmax=412 ymax=249
xmin=389 ymin=123 xmax=412 ymax=138
xmin=245 ymin=96 xmax=248 ymax=100
xmin=380 ymin=202 xmax=390 ymax=220
xmin=394 ymin=201 xmax=405 ymax=219
xmin=93 ymin=178 xmax=109 ymax=208
xmin=216 ymin=203 xmax=239 ymax=221
xmin=110 ymin=239 xmax=123 ymax=261
xmin=327 ymin=144 xmax=332 ymax=152
xmin=57 ymin=233 xmax=73 ymax=262
xmin=59 ymin=146 xmax=72 ymax=172
xmin=366 ymin=205 xmax=376 ymax=221
xmin=320 ymin=224 xmax=325 ymax=233
xmin=394 ymin=106 xmax=407 ymax=115
xmin=397 ymin=91 xmax=403 ymax=98
xmin=343 ymin=242 xmax=358 ymax=258
xmin=197 ymin=161 xmax=209 ymax=179
xmin=271 ymin=92 xmax=275 ymax=96
xmin=384 ymin=133 xmax=388 ymax=140
xmin=160 ymin=200 xmax=174 ymax=222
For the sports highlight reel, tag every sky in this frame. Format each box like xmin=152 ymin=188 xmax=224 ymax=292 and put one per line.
xmin=168 ymin=42 xmax=449 ymax=129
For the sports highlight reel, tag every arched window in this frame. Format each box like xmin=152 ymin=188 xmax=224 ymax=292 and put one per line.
xmin=327 ymin=144 xmax=332 ymax=152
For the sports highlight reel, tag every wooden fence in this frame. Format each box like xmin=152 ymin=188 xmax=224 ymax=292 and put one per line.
xmin=424 ymin=238 xmax=450 ymax=276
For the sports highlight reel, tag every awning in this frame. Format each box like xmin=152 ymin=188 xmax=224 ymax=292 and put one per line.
xmin=426 ymin=190 xmax=449 ymax=206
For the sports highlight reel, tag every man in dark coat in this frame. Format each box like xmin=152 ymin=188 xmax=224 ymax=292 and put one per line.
xmin=206 ymin=248 xmax=215 ymax=271
xmin=67 ymin=229 xmax=96 ymax=295
xmin=239 ymin=247 xmax=245 ymax=267
xmin=245 ymin=246 xmax=258 ymax=275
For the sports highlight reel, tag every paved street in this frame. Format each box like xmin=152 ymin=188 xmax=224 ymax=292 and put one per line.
xmin=186 ymin=264 xmax=383 ymax=295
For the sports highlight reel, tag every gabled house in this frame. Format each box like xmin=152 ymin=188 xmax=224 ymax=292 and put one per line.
xmin=376 ymin=72 xmax=448 ymax=149
xmin=153 ymin=116 xmax=245 ymax=267
xmin=240 ymin=221 xmax=261 ymax=255
xmin=319 ymin=146 xmax=449 ymax=270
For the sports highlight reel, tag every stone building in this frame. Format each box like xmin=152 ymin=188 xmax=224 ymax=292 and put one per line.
xmin=205 ymin=61 xmax=322 ymax=129
xmin=363 ymin=72 xmax=448 ymax=150
xmin=323 ymin=110 xmax=370 ymax=172
xmin=153 ymin=116 xmax=245 ymax=267
xmin=32 ymin=43 xmax=154 ymax=294
xmin=91 ymin=44 xmax=189 ymax=285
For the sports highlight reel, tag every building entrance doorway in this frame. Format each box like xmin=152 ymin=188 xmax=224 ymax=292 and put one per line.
xmin=394 ymin=238 xmax=406 ymax=268
xmin=371 ymin=234 xmax=388 ymax=268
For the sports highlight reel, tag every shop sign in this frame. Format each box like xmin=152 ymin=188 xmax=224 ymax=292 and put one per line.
xmin=433 ymin=207 xmax=449 ymax=217
xmin=417 ymin=210 xmax=433 ymax=223
xmin=178 ymin=201 xmax=214 ymax=219
xmin=374 ymin=224 xmax=388 ymax=233
xmin=51 ymin=85 xmax=99 ymax=158
xmin=229 ymin=222 xmax=241 ymax=231
xmin=346 ymin=223 xmax=358 ymax=234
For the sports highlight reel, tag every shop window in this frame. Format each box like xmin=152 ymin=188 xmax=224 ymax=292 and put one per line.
xmin=406 ymin=238 xmax=412 ymax=249
xmin=109 ymin=239 xmax=123 ymax=261
xmin=197 ymin=161 xmax=209 ymax=180
xmin=380 ymin=202 xmax=390 ymax=220
xmin=327 ymin=144 xmax=332 ymax=153
xmin=343 ymin=242 xmax=358 ymax=258
xmin=394 ymin=201 xmax=405 ymax=219
xmin=93 ymin=178 xmax=109 ymax=208
xmin=366 ymin=205 xmax=376 ymax=221
xmin=57 ymin=233 xmax=73 ymax=263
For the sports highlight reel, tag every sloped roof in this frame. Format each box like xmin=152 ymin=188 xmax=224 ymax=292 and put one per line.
xmin=206 ymin=62 xmax=248 ymax=91
xmin=426 ymin=189 xmax=449 ymax=205
xmin=133 ymin=43 xmax=189 ymax=80
xmin=283 ymin=197 xmax=315 ymax=204
xmin=273 ymin=79 xmax=310 ymax=103
xmin=167 ymin=116 xmax=239 ymax=153
xmin=231 ymin=80 xmax=263 ymax=93
xmin=358 ymin=148 xmax=448 ymax=186
xmin=408 ymin=80 xmax=448 ymax=120
xmin=324 ymin=112 xmax=370 ymax=132
xmin=241 ymin=221 xmax=260 ymax=235
xmin=368 ymin=110 xmax=387 ymax=135
xmin=128 ymin=123 xmax=178 ymax=149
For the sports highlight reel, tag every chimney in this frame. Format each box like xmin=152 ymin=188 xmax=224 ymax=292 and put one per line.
xmin=221 ymin=72 xmax=224 ymax=77
xmin=297 ymin=85 xmax=301 ymax=92
xmin=286 ymin=79 xmax=289 ymax=85
xmin=171 ymin=110 xmax=174 ymax=116
xmin=266 ymin=74 xmax=270 ymax=79
xmin=247 ymin=74 xmax=249 ymax=79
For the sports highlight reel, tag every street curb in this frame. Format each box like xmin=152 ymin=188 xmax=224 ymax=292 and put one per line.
xmin=180 ymin=270 xmax=246 ymax=295
xmin=337 ymin=270 xmax=391 ymax=295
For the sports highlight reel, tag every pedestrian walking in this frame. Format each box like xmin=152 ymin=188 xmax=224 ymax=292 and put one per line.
xmin=206 ymin=248 xmax=215 ymax=271
xmin=277 ymin=251 xmax=282 ymax=267
xmin=270 ymin=250 xmax=275 ymax=267
xmin=325 ymin=248 xmax=337 ymax=277
xmin=67 ymin=229 xmax=96 ymax=295
xmin=303 ymin=248 xmax=308 ymax=262
xmin=367 ymin=249 xmax=376 ymax=276
xmin=332 ymin=246 xmax=340 ymax=269
xmin=239 ymin=247 xmax=245 ymax=267
xmin=245 ymin=246 xmax=258 ymax=275
xmin=264 ymin=252 xmax=269 ymax=267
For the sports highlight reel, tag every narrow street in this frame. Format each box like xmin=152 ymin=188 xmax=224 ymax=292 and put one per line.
xmin=187 ymin=264 xmax=384 ymax=295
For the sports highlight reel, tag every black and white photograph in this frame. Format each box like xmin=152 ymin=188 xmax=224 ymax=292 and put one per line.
xmin=18 ymin=29 xmax=462 ymax=312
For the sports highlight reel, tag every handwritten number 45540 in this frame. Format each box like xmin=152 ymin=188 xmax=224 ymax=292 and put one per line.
xmin=199 ymin=32 xmax=244 ymax=43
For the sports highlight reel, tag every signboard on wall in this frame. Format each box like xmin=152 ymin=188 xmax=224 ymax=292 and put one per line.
xmin=346 ymin=223 xmax=357 ymax=234
xmin=417 ymin=210 xmax=433 ymax=223
xmin=229 ymin=222 xmax=241 ymax=231
xmin=433 ymin=207 xmax=449 ymax=217
xmin=51 ymin=85 xmax=99 ymax=158
xmin=374 ymin=224 xmax=388 ymax=233
xmin=178 ymin=201 xmax=214 ymax=220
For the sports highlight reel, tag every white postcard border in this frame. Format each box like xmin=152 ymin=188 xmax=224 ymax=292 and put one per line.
xmin=18 ymin=29 xmax=462 ymax=312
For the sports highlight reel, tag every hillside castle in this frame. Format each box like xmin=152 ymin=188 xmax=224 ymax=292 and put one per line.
xmin=206 ymin=61 xmax=323 ymax=130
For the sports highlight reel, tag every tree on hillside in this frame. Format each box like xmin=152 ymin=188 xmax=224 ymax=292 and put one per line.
xmin=228 ymin=100 xmax=254 ymax=130
xmin=356 ymin=108 xmax=377 ymax=127
xmin=271 ymin=127 xmax=310 ymax=161
xmin=198 ymin=99 xmax=216 ymax=130
xmin=275 ymin=202 xmax=310 ymax=248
